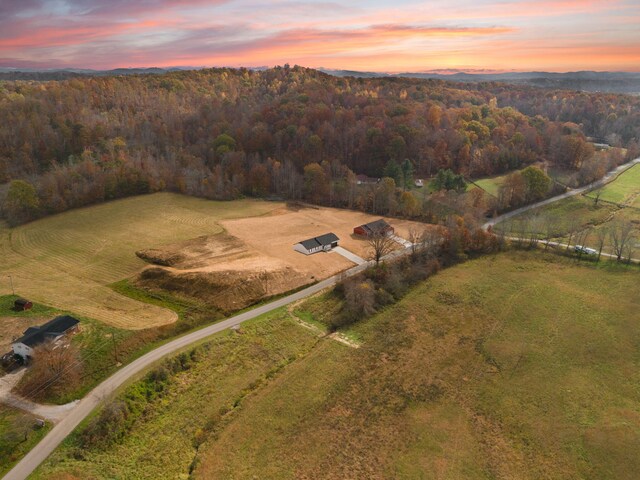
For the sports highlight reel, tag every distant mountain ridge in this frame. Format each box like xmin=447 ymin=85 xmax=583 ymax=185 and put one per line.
xmin=1 ymin=66 xmax=639 ymax=94
xmin=320 ymin=69 xmax=640 ymax=94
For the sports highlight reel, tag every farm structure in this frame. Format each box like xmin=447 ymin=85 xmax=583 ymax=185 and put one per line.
xmin=12 ymin=315 xmax=79 ymax=360
xmin=14 ymin=298 xmax=33 ymax=311
xmin=293 ymin=233 xmax=340 ymax=255
xmin=356 ymin=175 xmax=380 ymax=185
xmin=353 ymin=219 xmax=395 ymax=238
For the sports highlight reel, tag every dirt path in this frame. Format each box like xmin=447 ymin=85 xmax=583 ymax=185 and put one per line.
xmin=484 ymin=156 xmax=640 ymax=230
xmin=0 ymin=369 xmax=78 ymax=422
xmin=286 ymin=299 xmax=361 ymax=349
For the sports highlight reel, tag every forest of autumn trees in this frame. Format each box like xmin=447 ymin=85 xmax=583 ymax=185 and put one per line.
xmin=1 ymin=66 xmax=639 ymax=225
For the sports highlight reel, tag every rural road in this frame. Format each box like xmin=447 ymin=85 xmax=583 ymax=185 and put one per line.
xmin=516 ymin=238 xmax=640 ymax=264
xmin=483 ymin=156 xmax=640 ymax=230
xmin=3 ymin=256 xmax=377 ymax=480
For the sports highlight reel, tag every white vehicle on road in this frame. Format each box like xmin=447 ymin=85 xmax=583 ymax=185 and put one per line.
xmin=574 ymin=245 xmax=597 ymax=255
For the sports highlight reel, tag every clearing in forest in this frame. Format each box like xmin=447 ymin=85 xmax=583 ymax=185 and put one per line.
xmin=133 ymin=205 xmax=430 ymax=313
xmin=0 ymin=194 xmax=429 ymax=329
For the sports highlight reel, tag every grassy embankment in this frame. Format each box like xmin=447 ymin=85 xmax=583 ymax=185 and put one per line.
xmin=33 ymin=251 xmax=640 ymax=479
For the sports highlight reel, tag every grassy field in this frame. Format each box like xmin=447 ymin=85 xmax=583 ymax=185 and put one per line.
xmin=32 ymin=309 xmax=320 ymax=479
xmin=586 ymin=163 xmax=640 ymax=206
xmin=0 ymin=405 xmax=51 ymax=477
xmin=33 ymin=251 xmax=640 ymax=479
xmin=496 ymin=164 xmax=639 ymax=252
xmin=0 ymin=294 xmax=138 ymax=403
xmin=471 ymin=174 xmax=506 ymax=197
xmin=0 ymin=193 xmax=280 ymax=329
xmin=0 ymin=295 xmax=61 ymax=353
xmin=190 ymin=252 xmax=640 ymax=479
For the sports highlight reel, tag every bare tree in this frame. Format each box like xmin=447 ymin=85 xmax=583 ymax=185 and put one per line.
xmin=407 ymin=226 xmax=421 ymax=257
xmin=609 ymin=220 xmax=634 ymax=262
xmin=2 ymin=414 xmax=34 ymax=444
xmin=592 ymin=188 xmax=603 ymax=206
xmin=595 ymin=227 xmax=608 ymax=262
xmin=623 ymin=235 xmax=637 ymax=264
xmin=419 ymin=228 xmax=444 ymax=257
xmin=367 ymin=232 xmax=396 ymax=265
xmin=344 ymin=279 xmax=376 ymax=317
xmin=564 ymin=218 xmax=581 ymax=252
xmin=17 ymin=341 xmax=83 ymax=401
xmin=258 ymin=269 xmax=270 ymax=297
xmin=527 ymin=214 xmax=543 ymax=249
xmin=541 ymin=215 xmax=558 ymax=251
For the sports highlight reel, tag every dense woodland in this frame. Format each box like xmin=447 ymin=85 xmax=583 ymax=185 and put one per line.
xmin=1 ymin=66 xmax=639 ymax=225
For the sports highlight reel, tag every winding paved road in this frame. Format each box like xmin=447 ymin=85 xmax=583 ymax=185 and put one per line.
xmin=483 ymin=156 xmax=640 ymax=230
xmin=3 ymin=258 xmax=379 ymax=480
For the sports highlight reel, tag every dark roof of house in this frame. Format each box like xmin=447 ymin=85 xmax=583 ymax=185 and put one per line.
xmin=14 ymin=315 xmax=79 ymax=348
xmin=299 ymin=238 xmax=322 ymax=250
xmin=366 ymin=219 xmax=391 ymax=230
xmin=296 ymin=232 xmax=340 ymax=250
xmin=315 ymin=232 xmax=339 ymax=246
xmin=15 ymin=298 xmax=31 ymax=306
xmin=356 ymin=174 xmax=380 ymax=184
xmin=358 ymin=219 xmax=392 ymax=235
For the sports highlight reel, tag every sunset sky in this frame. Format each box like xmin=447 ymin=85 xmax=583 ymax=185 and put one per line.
xmin=1 ymin=0 xmax=639 ymax=72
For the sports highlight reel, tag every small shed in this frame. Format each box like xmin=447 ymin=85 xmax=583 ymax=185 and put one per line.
xmin=14 ymin=298 xmax=33 ymax=311
xmin=354 ymin=219 xmax=394 ymax=238
xmin=293 ymin=233 xmax=340 ymax=255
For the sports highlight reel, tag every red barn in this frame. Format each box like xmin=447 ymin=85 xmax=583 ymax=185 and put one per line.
xmin=354 ymin=219 xmax=394 ymax=238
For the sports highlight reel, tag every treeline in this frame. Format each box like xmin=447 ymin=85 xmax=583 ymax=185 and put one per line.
xmin=330 ymin=217 xmax=500 ymax=331
xmin=1 ymin=66 xmax=638 ymax=224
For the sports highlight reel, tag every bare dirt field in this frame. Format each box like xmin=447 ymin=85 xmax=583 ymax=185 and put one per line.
xmin=134 ymin=205 xmax=433 ymax=314
xmin=221 ymin=204 xmax=427 ymax=262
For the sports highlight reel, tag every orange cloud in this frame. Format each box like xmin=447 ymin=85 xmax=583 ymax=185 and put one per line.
xmin=0 ymin=0 xmax=638 ymax=72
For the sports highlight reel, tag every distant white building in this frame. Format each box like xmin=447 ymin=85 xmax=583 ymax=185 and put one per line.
xmin=414 ymin=179 xmax=424 ymax=188
xmin=293 ymin=233 xmax=340 ymax=255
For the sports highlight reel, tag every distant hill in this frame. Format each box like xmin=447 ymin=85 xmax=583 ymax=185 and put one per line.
xmin=321 ymin=69 xmax=640 ymax=94
xmin=0 ymin=67 xmax=192 ymax=81
xmin=2 ymin=66 xmax=639 ymax=94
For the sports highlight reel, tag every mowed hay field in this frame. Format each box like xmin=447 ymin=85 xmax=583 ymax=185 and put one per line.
xmin=0 ymin=194 xmax=280 ymax=329
xmin=34 ymin=251 xmax=640 ymax=479
xmin=193 ymin=252 xmax=640 ymax=479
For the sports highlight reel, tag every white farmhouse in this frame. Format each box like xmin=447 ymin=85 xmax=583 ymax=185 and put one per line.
xmin=12 ymin=315 xmax=80 ymax=360
xmin=293 ymin=233 xmax=340 ymax=255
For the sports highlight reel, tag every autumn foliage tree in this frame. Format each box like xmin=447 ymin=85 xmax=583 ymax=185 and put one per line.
xmin=17 ymin=342 xmax=83 ymax=401
xmin=0 ymin=66 xmax=637 ymax=225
